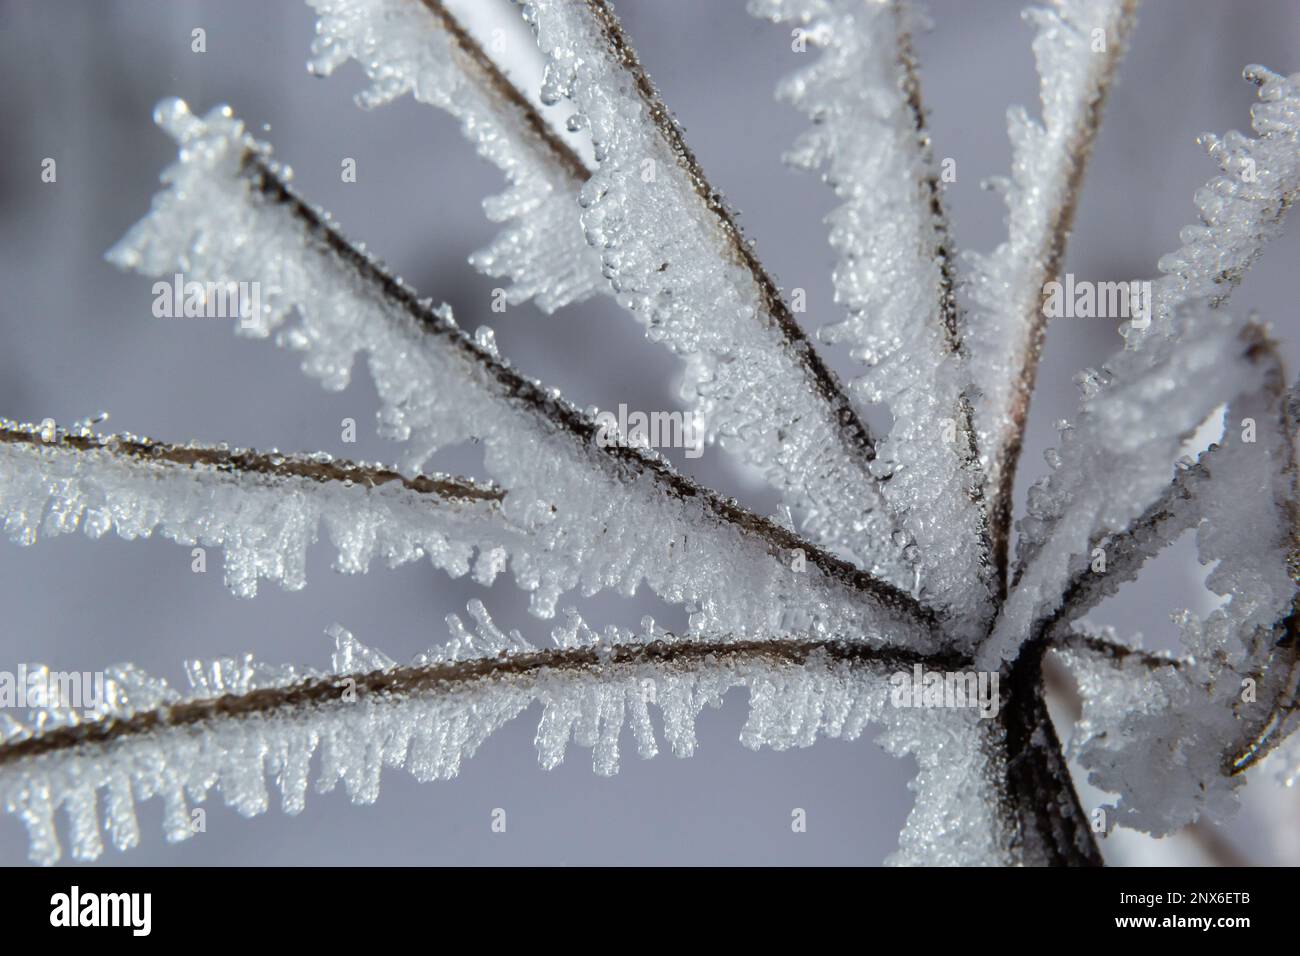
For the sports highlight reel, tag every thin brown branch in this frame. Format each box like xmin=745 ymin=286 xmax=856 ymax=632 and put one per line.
xmin=417 ymin=0 xmax=592 ymax=184
xmin=987 ymin=0 xmax=1139 ymax=590
xmin=0 ymin=635 xmax=970 ymax=768
xmin=1021 ymin=323 xmax=1286 ymax=639
xmin=579 ymin=0 xmax=880 ymax=469
xmin=1032 ymin=460 xmax=1208 ymax=638
xmin=893 ymin=5 xmax=995 ymax=595
xmin=239 ymin=154 xmax=941 ymax=632
xmin=0 ymin=420 xmax=501 ymax=502
xmin=1228 ymin=611 xmax=1300 ymax=774
xmin=1050 ymin=630 xmax=1183 ymax=671
xmin=1228 ymin=377 xmax=1300 ymax=774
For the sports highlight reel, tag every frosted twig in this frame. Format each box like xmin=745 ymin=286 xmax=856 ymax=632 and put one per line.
xmin=239 ymin=155 xmax=937 ymax=630
xmin=0 ymin=625 xmax=968 ymax=864
xmin=1050 ymin=630 xmax=1184 ymax=671
xmin=0 ymin=635 xmax=965 ymax=768
xmin=0 ymin=418 xmax=521 ymax=598
xmin=967 ymin=0 xmax=1138 ymax=584
xmin=1043 ymin=644 xmax=1251 ymax=866
xmin=982 ymin=313 xmax=1274 ymax=667
xmin=1033 ymin=458 xmax=1209 ymax=637
xmin=416 ymin=0 xmax=590 ymax=182
xmin=750 ymin=0 xmax=994 ymax=624
xmin=0 ymin=419 xmax=501 ymax=503
xmin=1052 ymin=370 xmax=1298 ymax=833
xmin=308 ymin=0 xmax=604 ymax=313
xmin=1140 ymin=67 xmax=1300 ymax=339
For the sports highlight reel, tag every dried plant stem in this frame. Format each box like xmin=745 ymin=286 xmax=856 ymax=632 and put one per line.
xmin=987 ymin=0 xmax=1138 ymax=587
xmin=1002 ymin=637 xmax=1104 ymax=865
xmin=893 ymin=5 xmax=995 ymax=593
xmin=578 ymin=0 xmax=883 ymax=473
xmin=0 ymin=422 xmax=502 ymax=503
xmin=1043 ymin=644 xmax=1252 ymax=866
xmin=417 ymin=0 xmax=592 ymax=183
xmin=0 ymin=635 xmax=968 ymax=768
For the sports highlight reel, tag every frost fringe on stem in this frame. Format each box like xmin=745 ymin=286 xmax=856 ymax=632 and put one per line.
xmin=0 ymin=419 xmax=520 ymax=599
xmin=1 ymin=0 xmax=1298 ymax=866
xmin=0 ymin=616 xmax=1004 ymax=867
xmin=749 ymin=0 xmax=994 ymax=626
xmin=965 ymin=0 xmax=1138 ymax=583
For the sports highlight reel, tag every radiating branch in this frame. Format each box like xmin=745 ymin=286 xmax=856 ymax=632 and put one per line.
xmin=969 ymin=0 xmax=1139 ymax=587
xmin=0 ymin=419 xmax=501 ymax=503
xmin=0 ymin=634 xmax=966 ymax=768
xmin=576 ymin=0 xmax=875 ymax=461
xmin=1001 ymin=636 xmax=1104 ymax=866
xmin=416 ymin=0 xmax=591 ymax=183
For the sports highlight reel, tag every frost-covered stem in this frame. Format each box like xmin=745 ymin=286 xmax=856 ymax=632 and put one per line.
xmin=895 ymin=11 xmax=995 ymax=595
xmin=985 ymin=0 xmax=1138 ymax=586
xmin=0 ymin=636 xmax=966 ymax=768
xmin=416 ymin=0 xmax=591 ymax=182
xmin=1001 ymin=637 xmax=1103 ymax=865
xmin=1229 ymin=611 xmax=1299 ymax=773
xmin=0 ymin=422 xmax=501 ymax=503
xmin=1227 ymin=401 xmax=1299 ymax=774
xmin=1050 ymin=629 xmax=1182 ymax=671
xmin=1025 ymin=458 xmax=1208 ymax=633
xmin=895 ymin=14 xmax=960 ymax=354
xmin=241 ymin=155 xmax=936 ymax=625
xmin=575 ymin=0 xmax=882 ymax=469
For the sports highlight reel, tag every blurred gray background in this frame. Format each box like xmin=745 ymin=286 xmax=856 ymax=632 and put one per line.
xmin=0 ymin=0 xmax=1296 ymax=866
